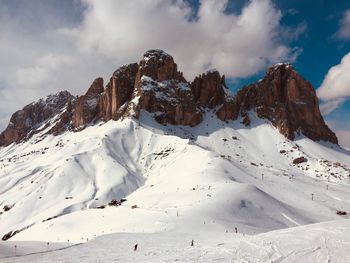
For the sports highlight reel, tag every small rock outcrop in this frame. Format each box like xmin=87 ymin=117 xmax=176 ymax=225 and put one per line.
xmin=72 ymin=78 xmax=104 ymax=129
xmin=0 ymin=91 xmax=74 ymax=146
xmin=293 ymin=156 xmax=307 ymax=164
xmin=99 ymin=63 xmax=138 ymax=121
xmin=216 ymin=101 xmax=238 ymax=120
xmin=191 ymin=70 xmax=226 ymax=108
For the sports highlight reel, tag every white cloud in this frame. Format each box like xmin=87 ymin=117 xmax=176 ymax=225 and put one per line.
xmin=336 ymin=10 xmax=350 ymax=40
xmin=0 ymin=0 xmax=302 ymax=131
xmin=319 ymin=98 xmax=346 ymax=116
xmin=317 ymin=9 xmax=350 ymax=115
xmin=69 ymin=0 xmax=298 ymax=79
xmin=16 ymin=54 xmax=77 ymax=88
xmin=317 ymin=52 xmax=350 ymax=114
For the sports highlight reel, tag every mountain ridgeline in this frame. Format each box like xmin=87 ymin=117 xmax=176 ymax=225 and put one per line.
xmin=0 ymin=50 xmax=337 ymax=146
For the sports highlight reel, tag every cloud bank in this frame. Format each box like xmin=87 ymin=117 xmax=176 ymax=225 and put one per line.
xmin=317 ymin=52 xmax=350 ymax=114
xmin=318 ymin=9 xmax=350 ymax=115
xmin=0 ymin=0 xmax=300 ymax=130
xmin=71 ymin=0 xmax=298 ymax=79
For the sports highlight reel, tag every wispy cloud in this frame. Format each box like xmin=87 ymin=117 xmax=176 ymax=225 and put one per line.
xmin=335 ymin=9 xmax=350 ymax=40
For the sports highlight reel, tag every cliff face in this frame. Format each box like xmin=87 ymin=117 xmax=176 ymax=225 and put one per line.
xmin=216 ymin=64 xmax=337 ymax=144
xmin=0 ymin=51 xmax=338 ymax=146
xmin=72 ymin=78 xmax=104 ymax=129
xmin=191 ymin=70 xmax=226 ymax=108
xmin=136 ymin=49 xmax=186 ymax=83
xmin=0 ymin=91 xmax=75 ymax=146
xmin=134 ymin=50 xmax=202 ymax=126
xmin=98 ymin=63 xmax=138 ymax=121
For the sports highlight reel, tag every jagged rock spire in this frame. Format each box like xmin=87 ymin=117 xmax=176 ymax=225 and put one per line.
xmin=0 ymin=51 xmax=338 ymax=146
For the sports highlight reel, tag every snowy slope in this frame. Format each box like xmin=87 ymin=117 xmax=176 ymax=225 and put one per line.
xmin=0 ymin=109 xmax=349 ymax=247
xmin=1 ymin=219 xmax=350 ymax=262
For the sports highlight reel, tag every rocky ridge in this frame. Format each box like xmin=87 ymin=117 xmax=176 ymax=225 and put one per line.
xmin=0 ymin=50 xmax=337 ymax=146
xmin=0 ymin=91 xmax=75 ymax=146
xmin=217 ymin=63 xmax=337 ymax=143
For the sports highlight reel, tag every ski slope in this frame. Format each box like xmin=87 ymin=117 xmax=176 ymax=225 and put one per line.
xmin=0 ymin=110 xmax=349 ymax=261
xmin=1 ymin=219 xmax=350 ymax=262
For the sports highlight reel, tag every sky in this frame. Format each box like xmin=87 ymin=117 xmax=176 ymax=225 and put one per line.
xmin=1 ymin=0 xmax=350 ymax=147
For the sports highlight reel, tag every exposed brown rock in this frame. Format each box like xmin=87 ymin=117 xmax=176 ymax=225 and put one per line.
xmin=191 ymin=70 xmax=226 ymax=108
xmin=49 ymin=99 xmax=74 ymax=135
xmin=0 ymin=51 xmax=339 ymax=146
xmin=216 ymin=101 xmax=238 ymax=120
xmin=126 ymin=50 xmax=202 ymax=126
xmin=241 ymin=113 xmax=251 ymax=127
xmin=0 ymin=91 xmax=74 ymax=146
xmin=136 ymin=76 xmax=202 ymax=126
xmin=220 ymin=64 xmax=337 ymax=144
xmin=293 ymin=156 xmax=307 ymax=164
xmin=72 ymin=78 xmax=104 ymax=129
xmin=99 ymin=63 xmax=138 ymax=121
xmin=135 ymin=50 xmax=186 ymax=84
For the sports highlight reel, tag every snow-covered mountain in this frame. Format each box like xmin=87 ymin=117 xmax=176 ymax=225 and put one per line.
xmin=0 ymin=50 xmax=349 ymax=261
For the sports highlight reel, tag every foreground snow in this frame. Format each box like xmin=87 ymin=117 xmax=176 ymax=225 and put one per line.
xmin=1 ymin=219 xmax=350 ymax=262
xmin=0 ymin=111 xmax=349 ymax=261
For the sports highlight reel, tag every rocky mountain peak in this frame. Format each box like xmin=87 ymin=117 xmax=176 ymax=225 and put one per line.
xmin=268 ymin=62 xmax=293 ymax=72
xmin=0 ymin=51 xmax=339 ymax=146
xmin=137 ymin=49 xmax=186 ymax=82
xmin=191 ymin=69 xmax=227 ymax=108
xmin=85 ymin=77 xmax=104 ymax=97
xmin=226 ymin=64 xmax=338 ymax=143
xmin=72 ymin=77 xmax=104 ymax=130
xmin=0 ymin=91 xmax=75 ymax=146
xmin=98 ymin=63 xmax=139 ymax=121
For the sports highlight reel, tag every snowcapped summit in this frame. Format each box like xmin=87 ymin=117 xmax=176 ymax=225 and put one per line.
xmin=142 ymin=49 xmax=173 ymax=62
xmin=270 ymin=62 xmax=293 ymax=70
xmin=137 ymin=49 xmax=186 ymax=82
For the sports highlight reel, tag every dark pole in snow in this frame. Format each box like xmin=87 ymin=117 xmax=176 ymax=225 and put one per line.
xmin=235 ymin=227 xmax=238 ymax=233
xmin=134 ymin=244 xmax=138 ymax=251
xmin=311 ymin=193 xmax=314 ymax=200
xmin=191 ymin=240 xmax=194 ymax=246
